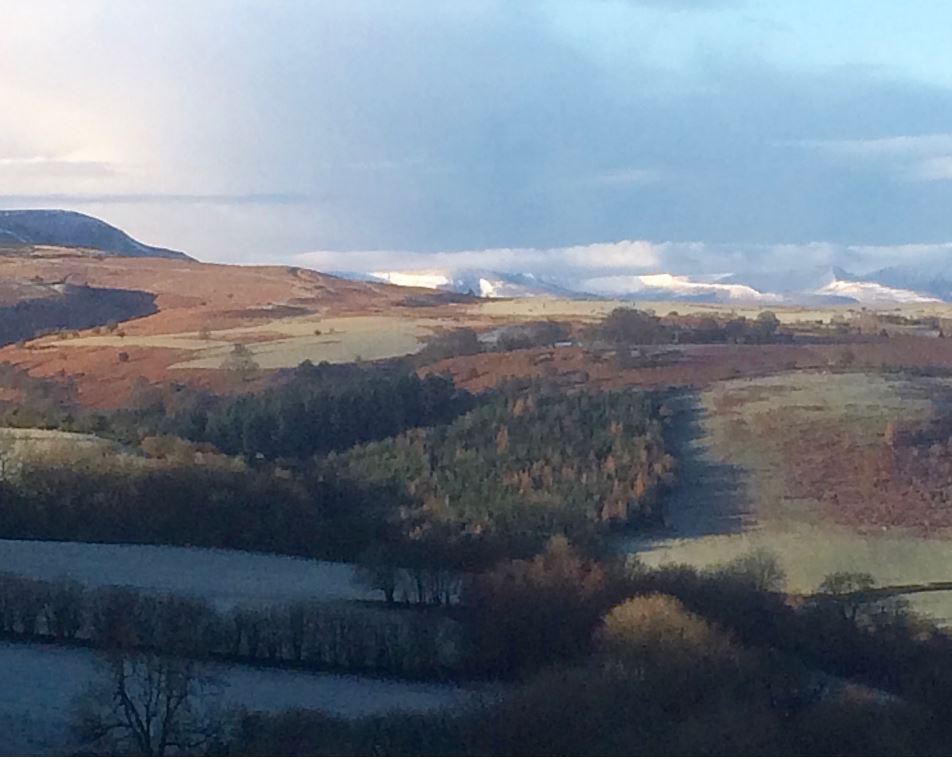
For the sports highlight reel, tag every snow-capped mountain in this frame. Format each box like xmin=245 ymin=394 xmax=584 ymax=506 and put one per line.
xmin=579 ymin=273 xmax=784 ymax=303
xmin=341 ymin=264 xmax=946 ymax=305
xmin=859 ymin=257 xmax=952 ymax=301
xmin=348 ymin=268 xmax=802 ymax=303
xmin=811 ymin=279 xmax=940 ymax=304
xmin=368 ymin=269 xmax=578 ymax=298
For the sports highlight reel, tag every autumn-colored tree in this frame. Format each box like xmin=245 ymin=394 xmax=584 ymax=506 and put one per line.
xmin=465 ymin=536 xmax=608 ymax=675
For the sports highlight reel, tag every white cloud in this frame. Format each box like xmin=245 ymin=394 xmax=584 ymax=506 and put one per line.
xmin=292 ymin=239 xmax=662 ymax=278
xmin=289 ymin=238 xmax=952 ymax=293
xmin=909 ymin=155 xmax=952 ymax=181
xmin=0 ymin=155 xmax=116 ymax=180
xmin=791 ymin=133 xmax=952 ymax=157
xmin=787 ymin=133 xmax=952 ymax=183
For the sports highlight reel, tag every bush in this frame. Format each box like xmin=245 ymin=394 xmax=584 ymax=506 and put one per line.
xmin=596 ymin=593 xmax=739 ymax=673
xmin=716 ymin=548 xmax=787 ymax=593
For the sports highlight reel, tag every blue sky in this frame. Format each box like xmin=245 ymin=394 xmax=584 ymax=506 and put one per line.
xmin=2 ymin=0 xmax=952 ymax=276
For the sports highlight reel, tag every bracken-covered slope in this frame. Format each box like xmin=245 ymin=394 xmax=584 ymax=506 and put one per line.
xmin=0 ymin=209 xmax=189 ymax=260
xmin=0 ymin=248 xmax=448 ymax=406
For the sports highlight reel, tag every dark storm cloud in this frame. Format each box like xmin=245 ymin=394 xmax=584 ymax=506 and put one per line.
xmin=6 ymin=0 xmax=952 ymax=266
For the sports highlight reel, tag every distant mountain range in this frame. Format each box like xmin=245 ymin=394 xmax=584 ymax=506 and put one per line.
xmin=349 ymin=265 xmax=950 ymax=305
xmin=0 ymin=210 xmax=189 ymax=260
xmin=4 ymin=209 xmax=947 ymax=305
xmin=357 ymin=269 xmax=582 ymax=299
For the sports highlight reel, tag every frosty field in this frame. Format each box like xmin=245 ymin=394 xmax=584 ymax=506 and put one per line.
xmin=0 ymin=642 xmax=482 ymax=755
xmin=0 ymin=539 xmax=374 ymax=609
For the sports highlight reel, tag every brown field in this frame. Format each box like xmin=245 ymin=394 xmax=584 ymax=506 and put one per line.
xmin=421 ymin=335 xmax=952 ymax=394
xmin=0 ymin=249 xmax=461 ymax=406
xmin=623 ymin=372 xmax=952 ymax=618
xmin=718 ymin=379 xmax=952 ymax=534
xmin=0 ymin=250 xmax=417 ymax=334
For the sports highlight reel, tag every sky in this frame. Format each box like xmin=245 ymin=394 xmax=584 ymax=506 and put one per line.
xmin=4 ymin=0 xmax=952 ymax=279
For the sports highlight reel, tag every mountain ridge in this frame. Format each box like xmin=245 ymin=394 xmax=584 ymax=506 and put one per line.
xmin=341 ymin=266 xmax=946 ymax=305
xmin=0 ymin=210 xmax=190 ymax=260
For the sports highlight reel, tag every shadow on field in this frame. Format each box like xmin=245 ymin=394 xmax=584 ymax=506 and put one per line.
xmin=612 ymin=391 xmax=749 ymax=554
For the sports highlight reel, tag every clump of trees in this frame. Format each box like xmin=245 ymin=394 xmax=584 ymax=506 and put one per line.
xmin=333 ymin=385 xmax=676 ymax=565
xmin=413 ymin=328 xmax=484 ymax=364
xmin=0 ymin=362 xmax=473 ymax=463
xmin=219 ymin=343 xmax=259 ymax=381
xmin=596 ymin=307 xmax=784 ymax=346
xmin=148 ymin=362 xmax=473 ymax=461
xmin=413 ymin=321 xmax=573 ymax=366
xmin=232 ymin=576 xmax=942 ymax=756
xmin=464 ymin=536 xmax=610 ymax=675
xmin=493 ymin=320 xmax=571 ymax=351
xmin=0 ymin=451 xmax=392 ymax=560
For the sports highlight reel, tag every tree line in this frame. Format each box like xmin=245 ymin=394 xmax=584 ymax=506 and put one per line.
xmin=596 ymin=306 xmax=784 ymax=346
xmin=0 ymin=450 xmax=393 ymax=561
xmin=1 ymin=378 xmax=676 ymax=572
xmin=0 ymin=361 xmax=473 ymax=461
xmin=0 ymin=573 xmax=465 ymax=680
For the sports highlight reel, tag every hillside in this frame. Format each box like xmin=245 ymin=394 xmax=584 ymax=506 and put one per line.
xmin=0 ymin=210 xmax=189 ymax=260
xmin=0 ymin=250 xmax=445 ymax=406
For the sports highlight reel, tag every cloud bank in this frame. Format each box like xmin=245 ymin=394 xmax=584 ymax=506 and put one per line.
xmin=5 ymin=1 xmax=952 ymax=267
xmin=292 ymin=238 xmax=952 ymax=292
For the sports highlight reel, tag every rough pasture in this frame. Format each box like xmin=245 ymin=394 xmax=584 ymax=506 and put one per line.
xmin=619 ymin=371 xmax=952 ymax=627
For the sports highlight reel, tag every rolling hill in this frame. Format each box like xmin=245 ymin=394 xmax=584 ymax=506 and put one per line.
xmin=0 ymin=240 xmax=444 ymax=406
xmin=0 ymin=210 xmax=190 ymax=260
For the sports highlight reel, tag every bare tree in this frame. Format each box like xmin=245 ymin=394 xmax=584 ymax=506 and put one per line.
xmin=72 ymin=651 xmax=228 ymax=756
xmin=354 ymin=544 xmax=403 ymax=604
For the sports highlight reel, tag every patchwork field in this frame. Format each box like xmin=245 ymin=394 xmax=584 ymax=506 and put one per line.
xmin=30 ymin=314 xmax=447 ymax=370
xmin=8 ymin=249 xmax=952 ymax=408
xmin=0 ymin=250 xmax=455 ymax=405
xmin=618 ymin=371 xmax=952 ymax=623
xmin=424 ymin=335 xmax=952 ymax=395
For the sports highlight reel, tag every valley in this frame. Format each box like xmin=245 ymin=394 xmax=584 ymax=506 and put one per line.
xmin=5 ymin=221 xmax=952 ymax=753
xmin=9 ymin=1 xmax=952 ymax=751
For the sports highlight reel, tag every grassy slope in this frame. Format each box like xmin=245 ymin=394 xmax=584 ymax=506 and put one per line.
xmin=618 ymin=371 xmax=952 ymax=623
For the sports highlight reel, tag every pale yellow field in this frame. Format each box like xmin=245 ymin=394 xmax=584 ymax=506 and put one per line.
xmin=471 ymin=297 xmax=952 ymax=325
xmin=41 ymin=314 xmax=456 ymax=370
xmin=170 ymin=315 xmax=445 ymax=369
xmin=0 ymin=427 xmax=125 ymax=470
